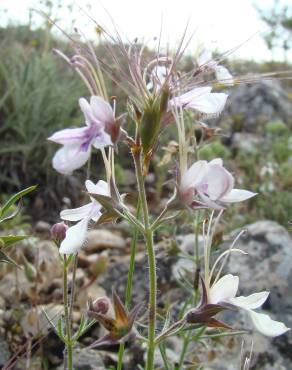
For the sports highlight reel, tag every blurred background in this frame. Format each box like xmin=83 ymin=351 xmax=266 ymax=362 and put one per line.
xmin=0 ymin=2 xmax=292 ymax=369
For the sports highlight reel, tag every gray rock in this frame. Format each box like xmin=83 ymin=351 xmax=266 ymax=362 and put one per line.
xmin=222 ymin=220 xmax=292 ymax=369
xmin=85 ymin=229 xmax=126 ymax=253
xmin=218 ymin=81 xmax=292 ymax=133
xmin=35 ymin=220 xmax=51 ymax=233
xmin=55 ymin=348 xmax=104 ymax=370
xmin=0 ymin=337 xmax=11 ymax=367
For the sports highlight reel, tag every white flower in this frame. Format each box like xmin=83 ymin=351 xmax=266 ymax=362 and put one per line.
xmin=180 ymin=158 xmax=256 ymax=209
xmin=197 ymin=50 xmax=234 ymax=86
xmin=59 ymin=180 xmax=108 ymax=254
xmin=48 ymin=97 xmax=113 ymax=175
xmin=169 ymin=86 xmax=228 ymax=116
xmin=209 ymin=274 xmax=290 ymax=337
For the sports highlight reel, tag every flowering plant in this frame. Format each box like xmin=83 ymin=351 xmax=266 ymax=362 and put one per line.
xmin=47 ymin=25 xmax=289 ymax=370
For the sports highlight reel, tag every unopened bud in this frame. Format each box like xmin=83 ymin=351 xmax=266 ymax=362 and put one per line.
xmin=140 ymin=99 xmax=161 ymax=155
xmin=90 ymin=297 xmax=110 ymax=315
xmin=50 ymin=222 xmax=68 ymax=244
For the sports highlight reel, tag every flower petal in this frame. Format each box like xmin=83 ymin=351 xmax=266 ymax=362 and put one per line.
xmin=215 ymin=66 xmax=234 ymax=86
xmin=60 ymin=203 xmax=93 ymax=222
xmin=185 ymin=89 xmax=228 ymax=115
xmin=52 ymin=144 xmax=91 ymax=175
xmin=198 ymin=50 xmax=215 ymax=68
xmin=221 ymin=189 xmax=257 ymax=203
xmin=90 ymin=96 xmax=114 ymax=124
xmin=79 ymin=97 xmax=94 ymax=126
xmin=209 ymin=274 xmax=239 ymax=304
xmin=85 ymin=180 xmax=109 ymax=196
xmin=199 ymin=164 xmax=234 ymax=200
xmin=247 ymin=310 xmax=290 ymax=337
xmin=198 ymin=192 xmax=224 ymax=210
xmin=180 ymin=160 xmax=208 ymax=191
xmin=92 ymin=130 xmax=112 ymax=149
xmin=48 ymin=127 xmax=88 ymax=145
xmin=170 ymin=87 xmax=212 ymax=107
xmin=229 ymin=291 xmax=269 ymax=310
xmin=59 ymin=218 xmax=89 ymax=254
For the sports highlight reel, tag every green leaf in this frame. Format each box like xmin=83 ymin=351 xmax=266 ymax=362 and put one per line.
xmin=0 ymin=235 xmax=28 ymax=248
xmin=0 ymin=201 xmax=22 ymax=224
xmin=0 ymin=185 xmax=37 ymax=220
xmin=57 ymin=317 xmax=65 ymax=341
xmin=42 ymin=308 xmax=65 ymax=342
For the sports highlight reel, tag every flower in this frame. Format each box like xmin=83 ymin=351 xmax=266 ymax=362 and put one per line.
xmin=209 ymin=274 xmax=290 ymax=337
xmin=59 ymin=180 xmax=108 ymax=254
xmin=197 ymin=50 xmax=234 ymax=86
xmin=169 ymin=86 xmax=228 ymax=116
xmin=179 ymin=158 xmax=256 ymax=210
xmin=48 ymin=96 xmax=113 ymax=175
xmin=87 ymin=289 xmax=142 ymax=349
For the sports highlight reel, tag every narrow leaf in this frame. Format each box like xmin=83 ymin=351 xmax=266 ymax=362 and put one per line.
xmin=1 ymin=235 xmax=28 ymax=248
xmin=0 ymin=185 xmax=37 ymax=219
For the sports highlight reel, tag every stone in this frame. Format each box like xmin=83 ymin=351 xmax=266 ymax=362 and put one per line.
xmin=85 ymin=229 xmax=126 ymax=253
xmin=220 ymin=220 xmax=292 ymax=369
xmin=55 ymin=348 xmax=104 ymax=370
xmin=0 ymin=337 xmax=11 ymax=367
xmin=218 ymin=81 xmax=292 ymax=134
xmin=35 ymin=221 xmax=51 ymax=233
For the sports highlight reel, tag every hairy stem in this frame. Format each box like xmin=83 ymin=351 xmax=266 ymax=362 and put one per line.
xmin=69 ymin=253 xmax=78 ymax=329
xmin=133 ymin=150 xmax=156 ymax=370
xmin=63 ymin=256 xmax=73 ymax=370
xmin=117 ymin=201 xmax=140 ymax=370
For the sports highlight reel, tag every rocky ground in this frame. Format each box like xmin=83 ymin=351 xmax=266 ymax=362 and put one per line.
xmin=0 ymin=219 xmax=291 ymax=370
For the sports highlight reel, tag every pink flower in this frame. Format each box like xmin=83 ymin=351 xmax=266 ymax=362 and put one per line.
xmin=180 ymin=158 xmax=256 ymax=209
xmin=169 ymin=86 xmax=228 ymax=116
xmin=48 ymin=96 xmax=113 ymax=175
xmin=209 ymin=274 xmax=289 ymax=337
xmin=59 ymin=180 xmax=108 ymax=254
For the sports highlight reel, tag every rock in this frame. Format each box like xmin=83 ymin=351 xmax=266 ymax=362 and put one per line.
xmin=55 ymin=348 xmax=104 ymax=370
xmin=218 ymin=81 xmax=292 ymax=133
xmin=0 ymin=337 xmax=11 ymax=367
xmin=232 ymin=133 xmax=264 ymax=154
xmin=35 ymin=221 xmax=51 ymax=233
xmin=21 ymin=304 xmax=63 ymax=338
xmin=0 ymin=269 xmax=33 ymax=302
xmin=85 ymin=229 xmax=126 ymax=253
xmin=221 ymin=220 xmax=292 ymax=369
xmin=36 ymin=240 xmax=62 ymax=288
xmin=76 ymin=284 xmax=107 ymax=309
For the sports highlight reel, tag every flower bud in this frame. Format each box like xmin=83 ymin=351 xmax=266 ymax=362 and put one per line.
xmin=90 ymin=297 xmax=110 ymax=315
xmin=50 ymin=222 xmax=68 ymax=244
xmin=140 ymin=99 xmax=161 ymax=155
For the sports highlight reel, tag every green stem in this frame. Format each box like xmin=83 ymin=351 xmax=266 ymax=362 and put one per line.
xmin=117 ymin=202 xmax=141 ymax=370
xmin=133 ymin=151 xmax=156 ymax=370
xmin=63 ymin=256 xmax=73 ymax=370
xmin=178 ymin=213 xmax=201 ymax=368
xmin=69 ymin=253 xmax=78 ymax=329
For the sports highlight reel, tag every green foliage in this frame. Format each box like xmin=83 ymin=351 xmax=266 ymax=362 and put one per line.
xmin=265 ymin=120 xmax=289 ymax=135
xmin=0 ymin=32 xmax=86 ymax=195
xmin=199 ymin=140 xmax=231 ymax=161
xmin=0 ymin=186 xmax=35 ymax=267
